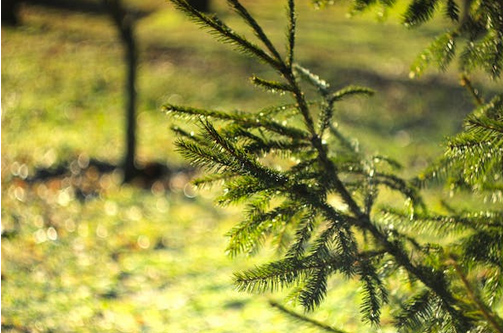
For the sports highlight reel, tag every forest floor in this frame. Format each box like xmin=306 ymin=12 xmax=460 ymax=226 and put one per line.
xmin=1 ymin=0 xmax=498 ymax=332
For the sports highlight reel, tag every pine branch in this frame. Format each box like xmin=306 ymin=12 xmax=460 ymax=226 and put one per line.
xmin=394 ymin=290 xmax=436 ymax=331
xmin=318 ymin=103 xmax=336 ymax=138
xmin=310 ymin=218 xmax=356 ymax=263
xmin=166 ymin=104 xmax=311 ymax=141
xmin=372 ymin=155 xmax=403 ymax=170
xmin=410 ymin=31 xmax=457 ymax=77
xmin=328 ymin=85 xmax=375 ymax=104
xmin=269 ymin=300 xmax=348 ymax=333
xmin=170 ymin=125 xmax=209 ymax=146
xmin=201 ymin=120 xmax=289 ymax=183
xmin=169 ymin=0 xmax=283 ymax=70
xmin=459 ymin=29 xmax=503 ymax=80
xmin=460 ymin=74 xmax=484 ymax=106
xmin=414 ymin=94 xmax=502 ymax=194
xmin=329 ymin=124 xmax=360 ymax=154
xmin=286 ymin=214 xmax=316 ymax=258
xmin=167 ymin=1 xmax=502 ymax=331
xmin=462 ymin=228 xmax=503 ymax=267
xmin=226 ymin=0 xmax=283 ymax=62
xmin=217 ymin=176 xmax=272 ymax=206
xmin=286 ymin=0 xmax=296 ymax=68
xmin=465 ymin=113 xmax=503 ymax=136
xmin=259 ymin=101 xmax=311 ymax=118
xmin=192 ymin=172 xmax=235 ymax=188
xmin=381 ymin=209 xmax=473 ymax=237
xmin=299 ymin=266 xmax=328 ymax=311
xmin=175 ymin=137 xmax=238 ymax=173
xmin=293 ymin=64 xmax=330 ymax=95
xmin=244 ymin=137 xmax=311 ymax=156
xmin=341 ymin=0 xmax=503 ymax=79
xmin=362 ymin=218 xmax=473 ymax=330
xmin=482 ymin=267 xmax=503 ymax=307
xmin=403 ymin=0 xmax=439 ymax=27
xmin=449 ymin=255 xmax=503 ymax=333
xmin=282 ymin=124 xmax=469 ymax=327
xmin=369 ymin=171 xmax=426 ymax=211
xmin=319 ymin=85 xmax=374 ymax=135
xmin=233 ymin=256 xmax=334 ymax=293
xmin=444 ymin=0 xmax=459 ymax=22
xmin=250 ymin=75 xmax=294 ymax=93
xmin=226 ymin=199 xmax=302 ymax=256
xmin=358 ymin=259 xmax=388 ymax=326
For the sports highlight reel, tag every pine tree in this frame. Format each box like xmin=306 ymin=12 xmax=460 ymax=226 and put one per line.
xmin=164 ymin=0 xmax=503 ymax=332
xmin=318 ymin=0 xmax=503 ymax=80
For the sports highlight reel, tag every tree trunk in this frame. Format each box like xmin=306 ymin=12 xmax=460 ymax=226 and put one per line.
xmin=102 ymin=0 xmax=138 ymax=183
xmin=2 ymin=0 xmax=21 ymax=26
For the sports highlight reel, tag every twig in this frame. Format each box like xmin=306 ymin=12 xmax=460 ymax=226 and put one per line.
xmin=269 ymin=300 xmax=348 ymax=333
xmin=460 ymin=74 xmax=484 ymax=107
xmin=449 ymin=255 xmax=503 ymax=333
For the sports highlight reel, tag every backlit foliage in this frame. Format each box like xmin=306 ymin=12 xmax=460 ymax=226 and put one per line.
xmin=166 ymin=1 xmax=503 ymax=332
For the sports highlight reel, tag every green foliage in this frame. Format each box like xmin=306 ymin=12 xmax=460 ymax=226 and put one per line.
xmin=417 ymin=93 xmax=503 ymax=202
xmin=408 ymin=0 xmax=503 ymax=79
xmin=167 ymin=0 xmax=503 ymax=332
xmin=316 ymin=0 xmax=503 ymax=79
xmin=2 ymin=5 xmax=375 ymax=331
xmin=447 ymin=96 xmax=503 ymax=190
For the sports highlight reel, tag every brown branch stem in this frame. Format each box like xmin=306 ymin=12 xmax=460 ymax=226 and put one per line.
xmin=461 ymin=74 xmax=484 ymax=107
xmin=449 ymin=255 xmax=503 ymax=333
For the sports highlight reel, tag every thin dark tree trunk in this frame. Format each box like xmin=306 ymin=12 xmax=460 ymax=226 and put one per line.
xmin=102 ymin=0 xmax=138 ymax=183
xmin=2 ymin=0 xmax=21 ymax=26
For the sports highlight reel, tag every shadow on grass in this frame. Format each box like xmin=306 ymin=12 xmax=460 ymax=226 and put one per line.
xmin=8 ymin=156 xmax=195 ymax=203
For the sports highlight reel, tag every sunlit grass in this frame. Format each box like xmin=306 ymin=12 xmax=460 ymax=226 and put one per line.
xmin=1 ymin=0 xmax=496 ymax=332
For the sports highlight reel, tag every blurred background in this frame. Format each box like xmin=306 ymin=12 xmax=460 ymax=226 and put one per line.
xmin=1 ymin=0 xmax=498 ymax=332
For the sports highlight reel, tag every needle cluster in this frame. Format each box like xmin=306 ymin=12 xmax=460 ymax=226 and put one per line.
xmin=165 ymin=1 xmax=503 ymax=332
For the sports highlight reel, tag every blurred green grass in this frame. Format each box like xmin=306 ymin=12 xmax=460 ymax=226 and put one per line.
xmin=1 ymin=0 xmax=496 ymax=332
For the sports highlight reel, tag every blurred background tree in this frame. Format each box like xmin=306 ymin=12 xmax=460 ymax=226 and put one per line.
xmin=102 ymin=0 xmax=139 ymax=182
xmin=2 ymin=0 xmax=156 ymax=183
